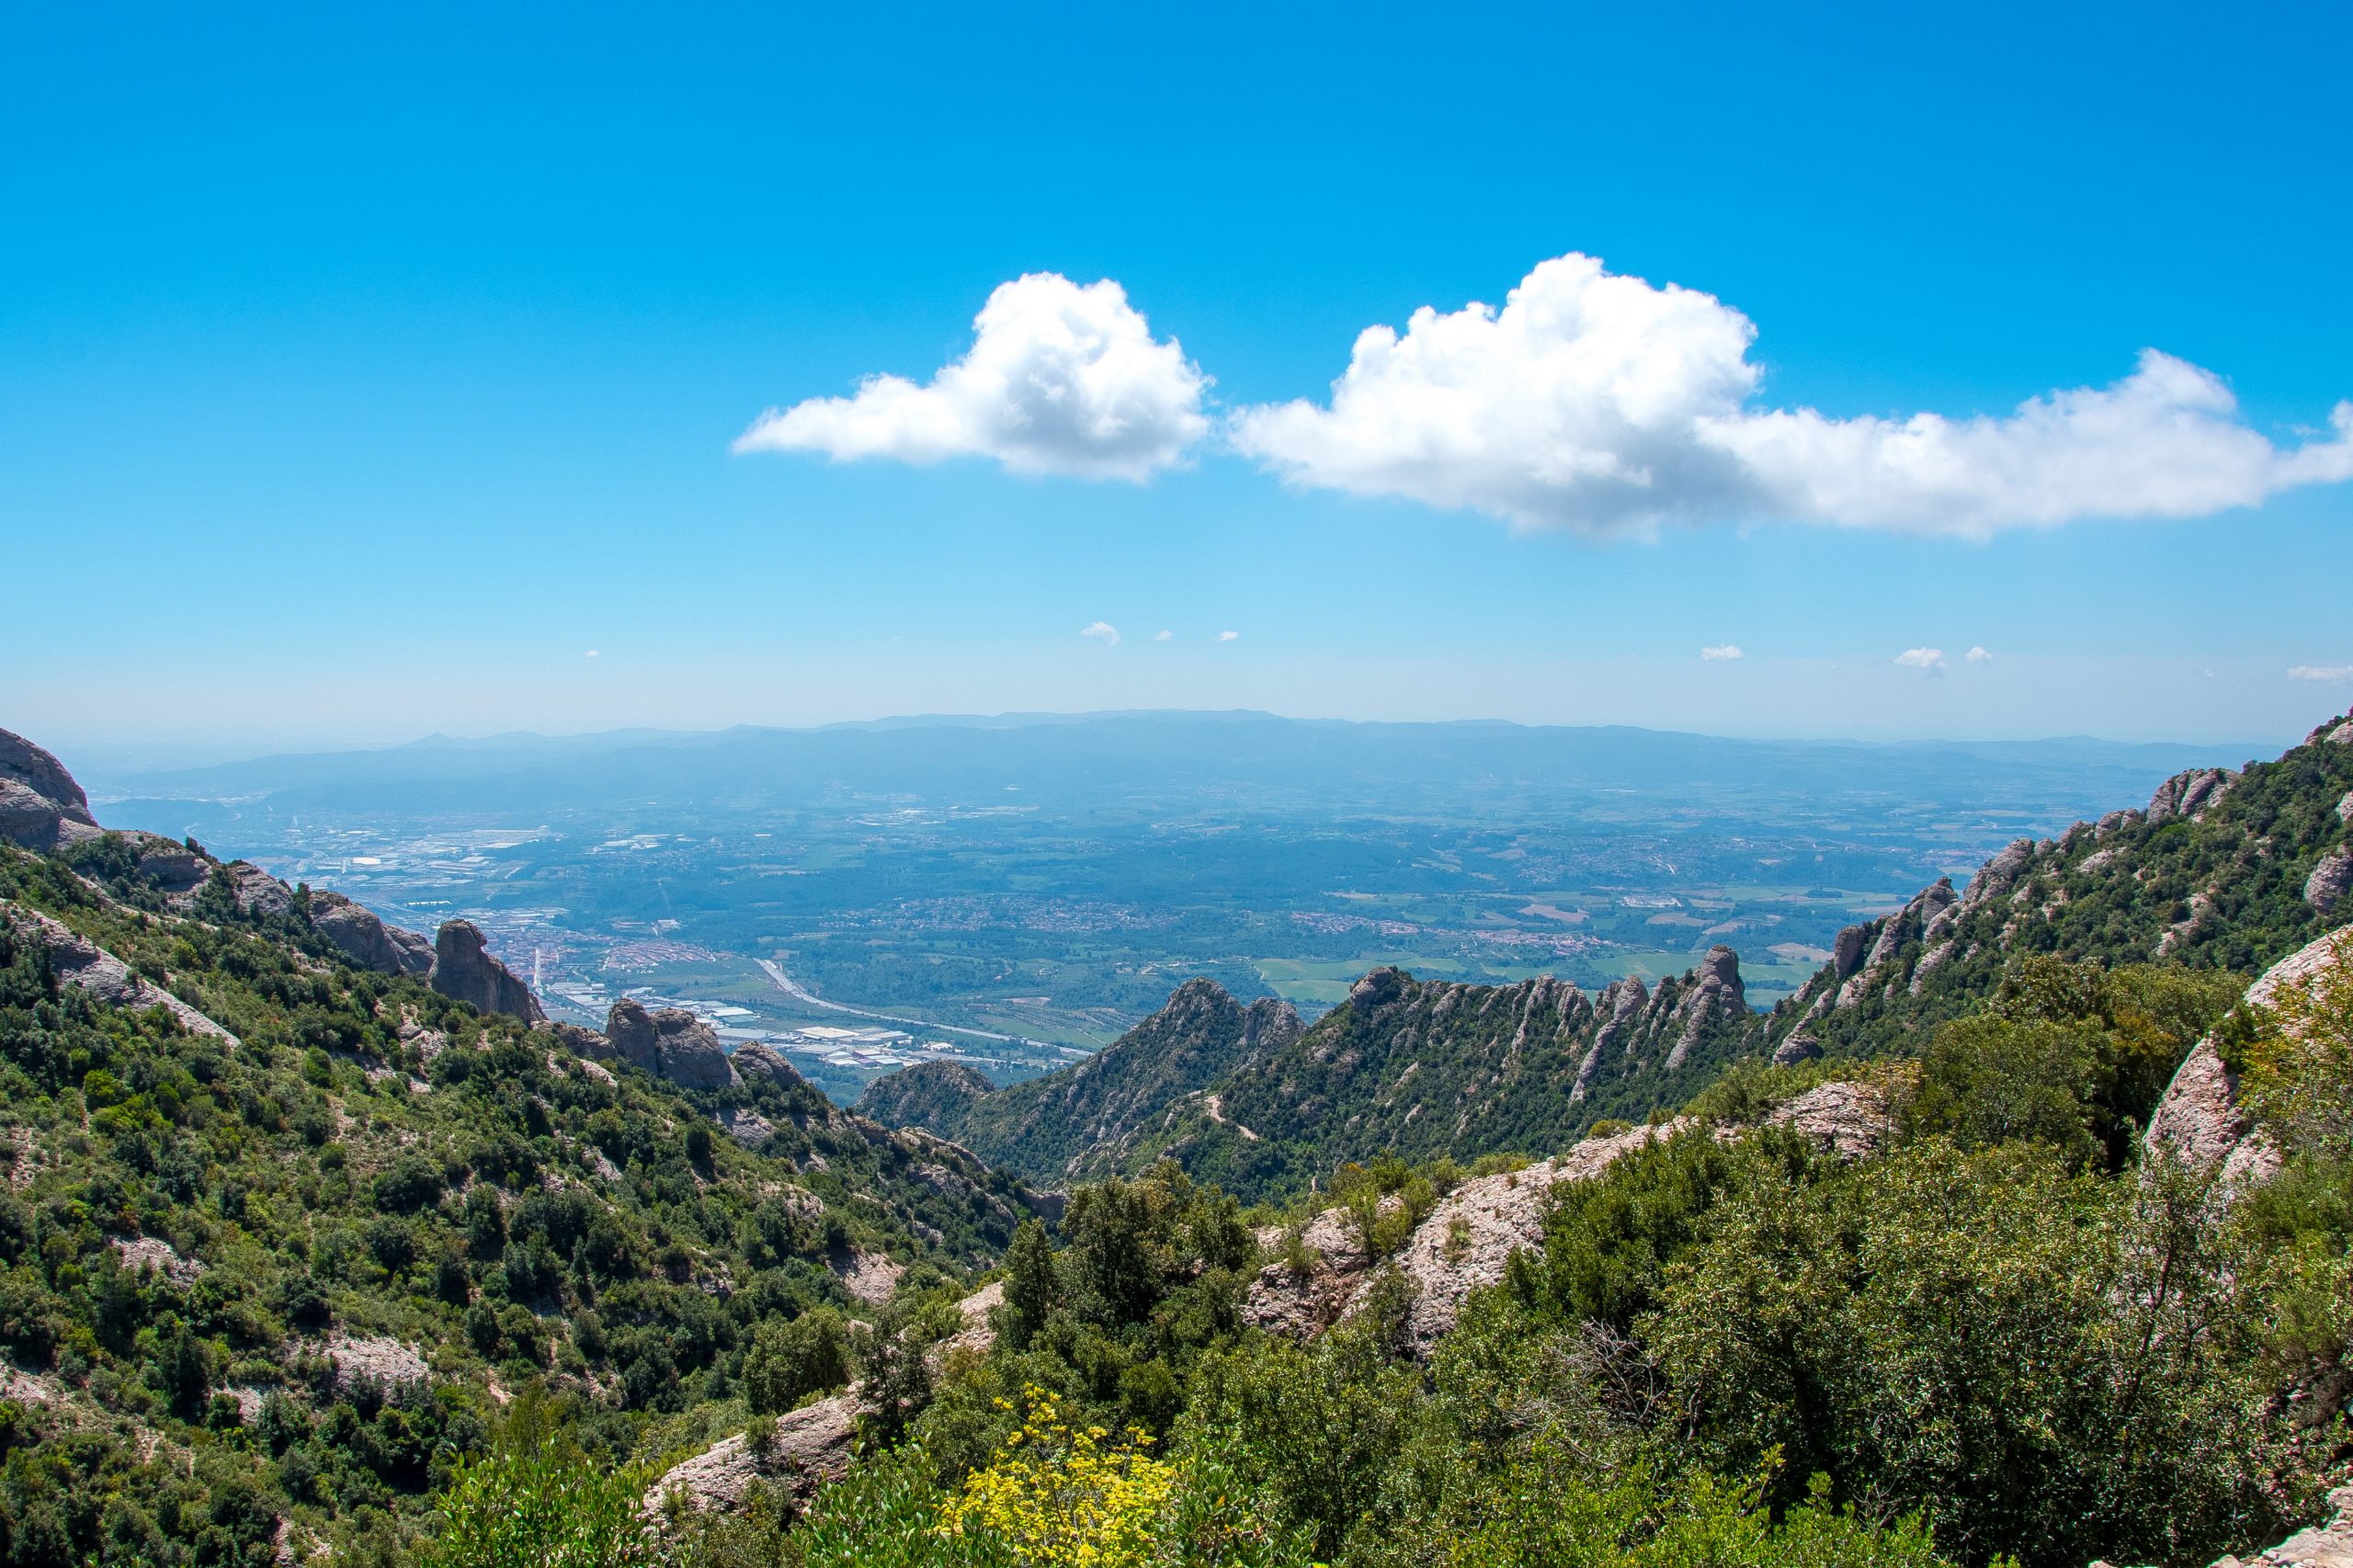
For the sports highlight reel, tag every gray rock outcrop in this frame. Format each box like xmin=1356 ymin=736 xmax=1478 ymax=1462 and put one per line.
xmin=729 ymin=1040 xmax=806 ymax=1093
xmin=2307 ymin=847 xmax=2352 ymax=915
xmin=645 ymin=1276 xmax=1005 ymax=1521
xmin=0 ymin=730 xmax=100 ymax=850
xmin=309 ymin=892 xmax=435 ymax=977
xmin=548 ymin=1022 xmax=612 ymax=1060
xmin=0 ymin=903 xmax=239 ymax=1045
xmin=1664 ymin=945 xmax=1745 ymax=1071
xmin=2147 ymin=767 xmax=2235 ymax=824
xmin=222 ymin=861 xmax=292 ymax=917
xmin=604 ymin=999 xmax=736 ymax=1089
xmin=1961 ymin=839 xmax=2037 ymax=908
xmin=648 ymin=1393 xmax=859 ymax=1518
xmin=429 ymin=921 xmax=546 ymax=1023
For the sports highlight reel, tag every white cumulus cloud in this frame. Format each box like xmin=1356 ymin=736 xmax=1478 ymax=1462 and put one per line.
xmin=1896 ymin=647 xmax=1947 ymax=671
xmin=1229 ymin=253 xmax=2353 ymax=537
xmin=1080 ymin=620 xmax=1120 ymax=645
xmin=1700 ymin=644 xmax=1745 ymax=661
xmin=736 ymin=274 xmax=1210 ymax=481
xmin=2289 ymin=665 xmax=2353 ymax=683
xmin=1154 ymin=630 xmax=1173 ymax=642
xmin=1966 ymin=646 xmax=1994 ymax=663
xmin=1216 ymin=630 xmax=1240 ymax=642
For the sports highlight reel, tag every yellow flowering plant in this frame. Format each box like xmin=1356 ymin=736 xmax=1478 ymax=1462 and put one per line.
xmin=938 ymin=1387 xmax=1178 ymax=1568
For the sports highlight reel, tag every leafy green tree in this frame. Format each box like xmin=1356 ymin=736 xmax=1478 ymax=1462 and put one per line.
xmin=999 ymin=1219 xmax=1059 ymax=1353
xmin=421 ymin=1444 xmax=666 ymax=1567
xmin=743 ymin=1307 xmax=850 ymax=1415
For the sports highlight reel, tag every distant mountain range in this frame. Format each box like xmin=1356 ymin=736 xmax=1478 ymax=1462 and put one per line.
xmin=83 ymin=710 xmax=2260 ymax=824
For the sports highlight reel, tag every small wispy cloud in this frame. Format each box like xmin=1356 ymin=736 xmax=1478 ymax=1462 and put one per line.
xmin=1154 ymin=630 xmax=1173 ymax=642
xmin=2289 ymin=664 xmax=2353 ymax=683
xmin=1895 ymin=647 xmax=1947 ymax=672
xmin=1081 ymin=621 xmax=1121 ymax=645
xmin=1699 ymin=644 xmax=1744 ymax=661
xmin=1966 ymin=646 xmax=1993 ymax=663
xmin=585 ymin=650 xmax=600 ymax=659
xmin=1216 ymin=630 xmax=1240 ymax=642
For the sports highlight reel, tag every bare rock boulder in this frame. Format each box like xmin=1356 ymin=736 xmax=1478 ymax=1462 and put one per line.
xmin=0 ymin=730 xmax=100 ymax=850
xmin=310 ymin=892 xmax=434 ymax=977
xmin=604 ymin=999 xmax=735 ymax=1088
xmin=430 ymin=921 xmax=547 ymax=1024
xmin=649 ymin=1393 xmax=860 ymax=1518
xmin=1761 ymin=1080 xmax=1892 ymax=1160
xmin=730 ymin=1040 xmax=807 ymax=1093
xmin=2307 ymin=847 xmax=2353 ymax=915
xmin=548 ymin=1022 xmax=613 ymax=1061
xmin=2147 ymin=767 xmax=2235 ymax=824
xmin=223 ymin=861 xmax=292 ymax=918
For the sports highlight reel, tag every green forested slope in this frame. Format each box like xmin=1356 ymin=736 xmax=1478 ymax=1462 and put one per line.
xmin=0 ymin=838 xmax=1031 ymax=1563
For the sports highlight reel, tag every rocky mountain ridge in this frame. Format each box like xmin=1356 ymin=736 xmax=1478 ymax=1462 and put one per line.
xmin=857 ymin=976 xmax=1304 ymax=1184
xmin=1755 ymin=713 xmax=2353 ymax=1066
xmin=862 ymin=944 xmax=1762 ymax=1202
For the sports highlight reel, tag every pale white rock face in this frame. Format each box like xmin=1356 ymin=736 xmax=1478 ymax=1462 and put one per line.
xmin=647 ymin=1392 xmax=861 ymax=1517
xmin=2146 ymin=767 xmax=2235 ymax=824
xmin=112 ymin=1234 xmax=204 ymax=1286
xmin=321 ymin=1334 xmax=430 ymax=1386
xmin=715 ymin=1106 xmax=775 ymax=1148
xmin=836 ymin=1249 xmax=904 ymax=1305
xmin=2145 ymin=926 xmax=2353 ymax=1190
xmin=1761 ymin=1080 xmax=1891 ymax=1160
xmin=1238 ymin=1097 xmax=1895 ymax=1358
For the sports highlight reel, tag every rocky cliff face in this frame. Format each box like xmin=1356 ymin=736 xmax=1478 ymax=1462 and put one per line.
xmin=0 ymin=730 xmax=100 ymax=851
xmin=0 ymin=903 xmax=241 ymax=1045
xmin=427 ymin=920 xmax=546 ymax=1024
xmin=310 ymin=891 xmax=436 ymax=977
xmin=599 ymin=998 xmax=736 ymax=1089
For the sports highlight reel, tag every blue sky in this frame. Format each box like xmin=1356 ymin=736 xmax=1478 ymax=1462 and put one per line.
xmin=4 ymin=0 xmax=2349 ymax=752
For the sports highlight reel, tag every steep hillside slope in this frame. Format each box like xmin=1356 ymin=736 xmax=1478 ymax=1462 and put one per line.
xmin=857 ymin=978 xmax=1302 ymax=1181
xmin=1759 ymin=713 xmax=2353 ymax=1064
xmin=0 ymin=731 xmax=1035 ymax=1562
